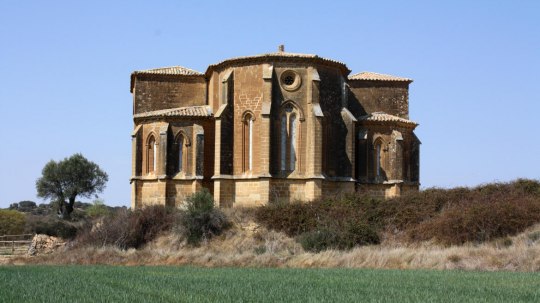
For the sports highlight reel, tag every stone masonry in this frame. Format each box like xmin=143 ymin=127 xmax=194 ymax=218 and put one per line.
xmin=130 ymin=47 xmax=420 ymax=208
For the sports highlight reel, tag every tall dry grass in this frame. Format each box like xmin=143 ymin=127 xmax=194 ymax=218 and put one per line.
xmin=8 ymin=208 xmax=540 ymax=271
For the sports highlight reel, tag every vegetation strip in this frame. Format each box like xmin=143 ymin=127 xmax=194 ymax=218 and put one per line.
xmin=0 ymin=266 xmax=539 ymax=303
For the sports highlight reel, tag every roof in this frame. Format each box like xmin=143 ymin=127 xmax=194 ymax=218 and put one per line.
xmin=349 ymin=71 xmax=412 ymax=82
xmin=132 ymin=66 xmax=203 ymax=76
xmin=134 ymin=106 xmax=213 ymax=119
xmin=359 ymin=112 xmax=418 ymax=126
xmin=205 ymin=51 xmax=350 ymax=76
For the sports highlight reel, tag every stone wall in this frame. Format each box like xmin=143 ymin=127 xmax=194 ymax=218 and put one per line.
xmin=133 ymin=76 xmax=206 ymax=114
xmin=356 ymin=182 xmax=419 ymax=199
xmin=348 ymin=81 xmax=409 ymax=118
xmin=321 ymin=180 xmax=355 ymax=199
xmin=231 ymin=65 xmax=264 ymax=175
xmin=233 ymin=179 xmax=262 ymax=207
xmin=166 ymin=179 xmax=202 ymax=207
xmin=136 ymin=180 xmax=163 ymax=207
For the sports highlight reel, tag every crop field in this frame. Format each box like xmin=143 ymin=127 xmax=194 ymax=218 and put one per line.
xmin=0 ymin=266 xmax=539 ymax=302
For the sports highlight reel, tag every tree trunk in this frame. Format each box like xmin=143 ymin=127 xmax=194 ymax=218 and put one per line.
xmin=58 ymin=197 xmax=75 ymax=220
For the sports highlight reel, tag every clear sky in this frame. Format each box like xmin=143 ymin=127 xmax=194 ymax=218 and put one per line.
xmin=1 ymin=1 xmax=539 ymax=208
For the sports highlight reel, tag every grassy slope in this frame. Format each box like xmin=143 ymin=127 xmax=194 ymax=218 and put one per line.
xmin=0 ymin=266 xmax=539 ymax=303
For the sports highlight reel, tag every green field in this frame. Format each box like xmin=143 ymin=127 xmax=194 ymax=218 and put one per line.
xmin=0 ymin=266 xmax=539 ymax=302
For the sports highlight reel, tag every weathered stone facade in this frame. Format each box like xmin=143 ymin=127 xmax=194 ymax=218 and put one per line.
xmin=130 ymin=48 xmax=420 ymax=208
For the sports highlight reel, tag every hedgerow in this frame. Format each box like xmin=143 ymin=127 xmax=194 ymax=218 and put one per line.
xmin=255 ymin=179 xmax=540 ymax=248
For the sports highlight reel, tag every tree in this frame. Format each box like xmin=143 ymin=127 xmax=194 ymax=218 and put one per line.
xmin=0 ymin=210 xmax=26 ymax=235
xmin=9 ymin=201 xmax=37 ymax=212
xmin=36 ymin=153 xmax=108 ymax=219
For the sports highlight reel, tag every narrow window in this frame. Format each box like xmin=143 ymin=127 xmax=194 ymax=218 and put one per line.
xmin=153 ymin=139 xmax=157 ymax=173
xmin=147 ymin=135 xmax=156 ymax=174
xmin=289 ymin=114 xmax=297 ymax=170
xmin=374 ymin=139 xmax=385 ymax=180
xmin=242 ymin=113 xmax=254 ymax=172
xmin=279 ymin=103 xmax=300 ymax=173
xmin=249 ymin=117 xmax=253 ymax=171
xmin=178 ymin=135 xmax=184 ymax=173
xmin=376 ymin=143 xmax=381 ymax=177
xmin=280 ymin=114 xmax=287 ymax=171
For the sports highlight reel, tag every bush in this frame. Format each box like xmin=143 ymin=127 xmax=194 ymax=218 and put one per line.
xmin=178 ymin=189 xmax=230 ymax=245
xmin=298 ymin=229 xmax=340 ymax=252
xmin=9 ymin=201 xmax=37 ymax=213
xmin=255 ymin=179 xmax=540 ymax=247
xmin=0 ymin=210 xmax=26 ymax=235
xmin=255 ymin=195 xmax=381 ymax=251
xmin=409 ymin=190 xmax=540 ymax=245
xmin=86 ymin=199 xmax=111 ymax=218
xmin=383 ymin=179 xmax=540 ymax=245
xmin=77 ymin=205 xmax=176 ymax=249
xmin=25 ymin=215 xmax=78 ymax=239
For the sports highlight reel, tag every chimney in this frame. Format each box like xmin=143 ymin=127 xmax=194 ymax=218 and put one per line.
xmin=278 ymin=44 xmax=285 ymax=52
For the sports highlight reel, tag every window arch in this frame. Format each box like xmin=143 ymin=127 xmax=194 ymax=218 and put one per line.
xmin=242 ymin=112 xmax=254 ymax=172
xmin=279 ymin=102 xmax=302 ymax=173
xmin=146 ymin=134 xmax=157 ymax=175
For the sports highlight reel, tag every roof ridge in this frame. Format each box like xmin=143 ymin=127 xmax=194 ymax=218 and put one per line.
xmin=205 ymin=51 xmax=350 ymax=76
xmin=133 ymin=65 xmax=203 ymax=76
xmin=349 ymin=71 xmax=412 ymax=82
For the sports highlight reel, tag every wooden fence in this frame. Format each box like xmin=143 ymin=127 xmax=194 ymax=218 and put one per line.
xmin=0 ymin=234 xmax=34 ymax=256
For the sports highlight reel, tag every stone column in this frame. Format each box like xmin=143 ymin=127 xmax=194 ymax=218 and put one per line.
xmin=306 ymin=67 xmax=323 ymax=202
xmin=130 ymin=125 xmax=141 ymax=209
xmin=259 ymin=64 xmax=273 ymax=203
xmin=158 ymin=123 xmax=169 ymax=206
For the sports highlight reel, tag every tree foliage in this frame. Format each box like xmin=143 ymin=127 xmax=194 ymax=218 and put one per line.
xmin=0 ymin=210 xmax=26 ymax=235
xmin=36 ymin=153 xmax=108 ymax=219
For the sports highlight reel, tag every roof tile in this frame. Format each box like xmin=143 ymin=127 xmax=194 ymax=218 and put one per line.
xmin=206 ymin=51 xmax=350 ymax=75
xmin=134 ymin=106 xmax=212 ymax=119
xmin=360 ymin=112 xmax=418 ymax=126
xmin=349 ymin=71 xmax=412 ymax=82
xmin=133 ymin=66 xmax=203 ymax=76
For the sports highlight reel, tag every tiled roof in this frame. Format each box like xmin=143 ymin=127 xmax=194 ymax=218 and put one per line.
xmin=134 ymin=106 xmax=212 ymax=119
xmin=206 ymin=51 xmax=350 ymax=75
xmin=360 ymin=112 xmax=417 ymax=126
xmin=349 ymin=71 xmax=412 ymax=82
xmin=132 ymin=66 xmax=203 ymax=76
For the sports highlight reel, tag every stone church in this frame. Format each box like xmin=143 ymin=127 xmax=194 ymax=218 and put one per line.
xmin=130 ymin=47 xmax=420 ymax=208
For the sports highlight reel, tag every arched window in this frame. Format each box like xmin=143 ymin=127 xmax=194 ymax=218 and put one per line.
xmin=175 ymin=132 xmax=190 ymax=175
xmin=374 ymin=138 xmax=384 ymax=180
xmin=280 ymin=102 xmax=301 ymax=173
xmin=289 ymin=114 xmax=297 ymax=170
xmin=147 ymin=135 xmax=156 ymax=174
xmin=177 ymin=135 xmax=184 ymax=173
xmin=280 ymin=114 xmax=287 ymax=171
xmin=376 ymin=142 xmax=381 ymax=177
xmin=242 ymin=113 xmax=254 ymax=172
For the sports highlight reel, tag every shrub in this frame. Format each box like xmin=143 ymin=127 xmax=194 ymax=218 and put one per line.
xmin=86 ymin=199 xmax=111 ymax=218
xmin=77 ymin=205 xmax=176 ymax=249
xmin=178 ymin=189 xmax=230 ymax=245
xmin=409 ymin=193 xmax=540 ymax=245
xmin=256 ymin=179 xmax=540 ymax=247
xmin=9 ymin=201 xmax=37 ymax=213
xmin=0 ymin=210 xmax=26 ymax=235
xmin=25 ymin=215 xmax=78 ymax=239
xmin=298 ymin=229 xmax=340 ymax=252
xmin=255 ymin=195 xmax=381 ymax=251
xmin=387 ymin=179 xmax=540 ymax=245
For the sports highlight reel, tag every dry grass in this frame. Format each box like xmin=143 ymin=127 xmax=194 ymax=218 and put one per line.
xmin=7 ymin=208 xmax=540 ymax=271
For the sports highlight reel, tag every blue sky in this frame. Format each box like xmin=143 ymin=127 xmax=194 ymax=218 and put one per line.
xmin=1 ymin=1 xmax=539 ymax=208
